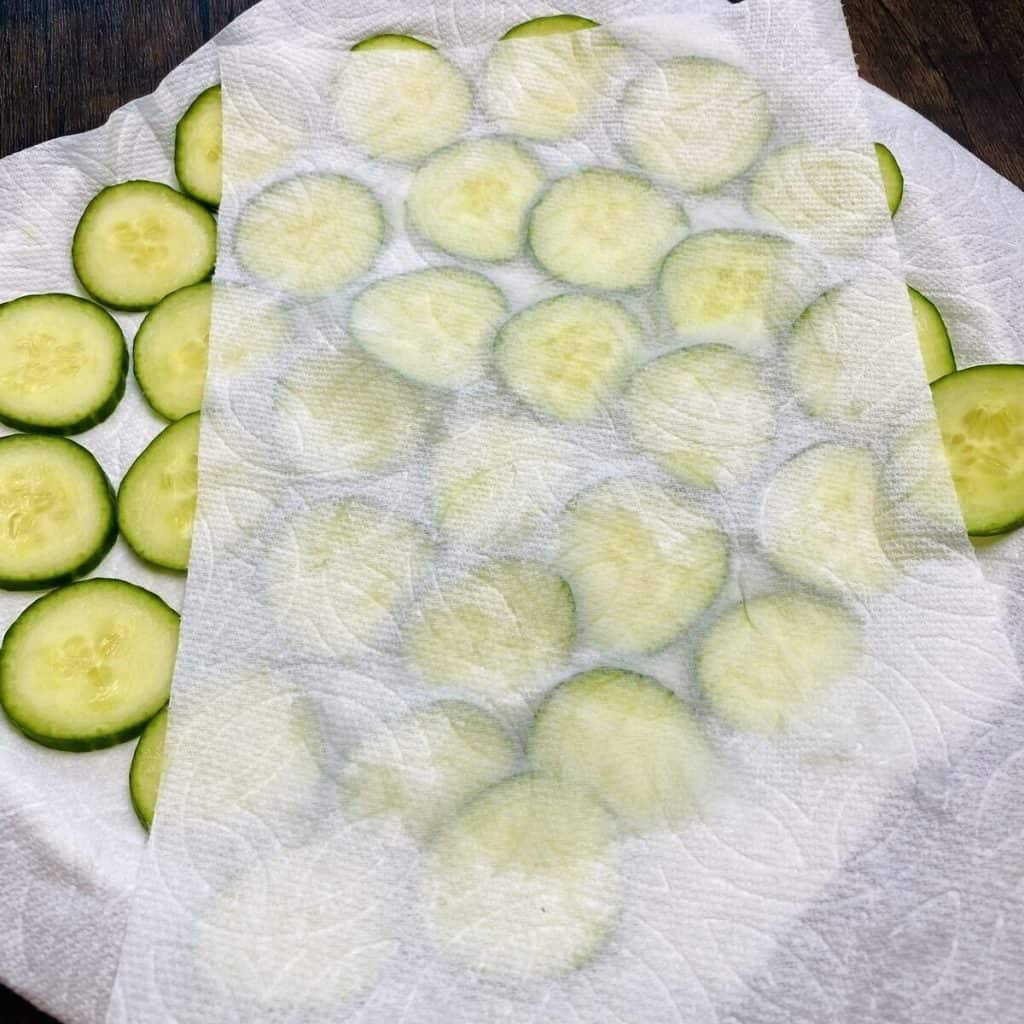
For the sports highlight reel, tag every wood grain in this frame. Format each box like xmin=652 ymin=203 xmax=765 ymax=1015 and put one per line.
xmin=0 ymin=1 xmax=1021 ymax=1021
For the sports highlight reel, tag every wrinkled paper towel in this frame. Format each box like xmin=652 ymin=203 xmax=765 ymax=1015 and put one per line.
xmin=0 ymin=2 xmax=1021 ymax=1023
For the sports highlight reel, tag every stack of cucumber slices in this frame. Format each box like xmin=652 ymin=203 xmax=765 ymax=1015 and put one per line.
xmin=0 ymin=81 xmax=224 ymax=828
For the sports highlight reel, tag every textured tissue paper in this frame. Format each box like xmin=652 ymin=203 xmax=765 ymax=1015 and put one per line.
xmin=0 ymin=2 xmax=1022 ymax=1023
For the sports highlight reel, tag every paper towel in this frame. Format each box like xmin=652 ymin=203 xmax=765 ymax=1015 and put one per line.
xmin=0 ymin=1 xmax=1022 ymax=1022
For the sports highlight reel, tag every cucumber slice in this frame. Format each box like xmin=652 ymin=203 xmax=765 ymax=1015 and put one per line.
xmin=196 ymin=843 xmax=396 ymax=1010
xmin=0 ymin=293 xmax=127 ymax=433
xmin=622 ymin=58 xmax=771 ymax=192
xmin=659 ymin=231 xmax=796 ymax=355
xmin=433 ymin=416 xmax=585 ymax=548
xmin=175 ymin=85 xmax=222 ymax=208
xmin=789 ymin=282 xmax=911 ymax=425
xmin=117 ymin=413 xmax=199 ymax=572
xmin=750 ymin=144 xmax=890 ymax=251
xmin=350 ymin=268 xmax=506 ymax=389
xmin=496 ymin=294 xmax=639 ymax=421
xmin=0 ymin=434 xmax=116 ymax=591
xmin=235 ymin=174 xmax=384 ymax=296
xmin=887 ymin=421 xmax=963 ymax=527
xmin=501 ymin=15 xmax=599 ymax=38
xmin=909 ymin=287 xmax=955 ymax=383
xmin=422 ymin=774 xmax=619 ymax=978
xmin=406 ymin=561 xmax=574 ymax=698
xmin=342 ymin=701 xmax=518 ymax=841
xmin=129 ymin=705 xmax=167 ymax=829
xmin=406 ymin=139 xmax=545 ymax=262
xmin=483 ymin=22 xmax=616 ymax=141
xmin=529 ymin=669 xmax=710 ymax=830
xmin=268 ymin=500 xmax=432 ymax=658
xmin=0 ymin=579 xmax=179 ymax=751
xmin=133 ymin=282 xmax=210 ymax=421
xmin=760 ymin=444 xmax=895 ymax=594
xmin=530 ymin=170 xmax=686 ymax=290
xmin=875 ymin=142 xmax=903 ymax=216
xmin=625 ymin=344 xmax=775 ymax=489
xmin=279 ymin=347 xmax=430 ymax=474
xmin=351 ymin=34 xmax=434 ymax=51
xmin=697 ymin=595 xmax=861 ymax=733
xmin=210 ymin=285 xmax=288 ymax=374
xmin=333 ymin=47 xmax=471 ymax=161
xmin=72 ymin=181 xmax=217 ymax=311
xmin=558 ymin=479 xmax=728 ymax=653
xmin=931 ymin=364 xmax=1024 ymax=536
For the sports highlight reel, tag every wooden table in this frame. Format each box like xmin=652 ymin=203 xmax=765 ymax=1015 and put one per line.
xmin=0 ymin=1 xmax=1021 ymax=1021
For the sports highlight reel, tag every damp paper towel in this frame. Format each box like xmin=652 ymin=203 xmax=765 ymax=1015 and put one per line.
xmin=0 ymin=3 xmax=1021 ymax=1024
xmin=99 ymin=1 xmax=1023 ymax=1022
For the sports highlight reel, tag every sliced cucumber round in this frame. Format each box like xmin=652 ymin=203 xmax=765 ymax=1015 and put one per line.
xmin=235 ymin=174 xmax=384 ymax=295
xmin=887 ymin=420 xmax=963 ymax=527
xmin=0 ymin=293 xmax=127 ymax=433
xmin=72 ymin=181 xmax=217 ymax=310
xmin=483 ymin=21 xmax=615 ymax=141
xmin=750 ymin=144 xmax=890 ymax=251
xmin=0 ymin=434 xmax=116 ymax=591
xmin=760 ymin=443 xmax=895 ymax=594
xmin=931 ymin=364 xmax=1024 ymax=536
xmin=422 ymin=774 xmax=619 ymax=978
xmin=333 ymin=47 xmax=471 ymax=161
xmin=529 ymin=169 xmax=686 ymax=290
xmin=909 ymin=286 xmax=955 ymax=383
xmin=117 ymin=413 xmax=199 ymax=572
xmin=697 ymin=594 xmax=862 ymax=734
xmin=875 ymin=142 xmax=903 ymax=217
xmin=342 ymin=701 xmax=518 ymax=841
xmin=529 ymin=669 xmax=710 ymax=830
xmin=501 ymin=15 xmax=599 ymax=38
xmin=406 ymin=139 xmax=545 ymax=262
xmin=432 ymin=416 xmax=584 ymax=549
xmin=129 ymin=705 xmax=167 ymax=829
xmin=558 ymin=479 xmax=728 ymax=653
xmin=133 ymin=282 xmax=210 ymax=421
xmin=175 ymin=85 xmax=222 ymax=208
xmin=0 ymin=579 xmax=179 ymax=751
xmin=406 ymin=561 xmax=574 ymax=698
xmin=496 ymin=294 xmax=639 ymax=421
xmin=279 ymin=347 xmax=430 ymax=474
xmin=351 ymin=34 xmax=434 ymax=52
xmin=268 ymin=500 xmax=432 ymax=658
xmin=622 ymin=58 xmax=771 ymax=192
xmin=625 ymin=344 xmax=775 ymax=489
xmin=350 ymin=268 xmax=506 ymax=389
xmin=659 ymin=231 xmax=795 ymax=355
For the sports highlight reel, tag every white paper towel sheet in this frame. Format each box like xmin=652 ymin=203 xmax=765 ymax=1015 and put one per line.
xmin=0 ymin=2 xmax=1020 ymax=1022
xmin=107 ymin=1 xmax=1023 ymax=1022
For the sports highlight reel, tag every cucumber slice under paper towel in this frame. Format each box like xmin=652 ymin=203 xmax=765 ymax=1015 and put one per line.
xmin=0 ymin=293 xmax=127 ymax=434
xmin=333 ymin=45 xmax=471 ymax=161
xmin=0 ymin=434 xmax=116 ymax=591
xmin=341 ymin=701 xmax=518 ymax=841
xmin=625 ymin=344 xmax=775 ymax=489
xmin=697 ymin=594 xmax=862 ymax=734
xmin=760 ymin=443 xmax=896 ymax=595
xmin=529 ymin=668 xmax=712 ymax=830
xmin=422 ymin=774 xmax=620 ymax=978
xmin=235 ymin=174 xmax=384 ymax=295
xmin=406 ymin=139 xmax=545 ymax=262
xmin=350 ymin=268 xmax=506 ymax=389
xmin=0 ymin=579 xmax=179 ymax=751
xmin=496 ymin=294 xmax=640 ymax=420
xmin=529 ymin=169 xmax=687 ymax=290
xmin=557 ymin=478 xmax=728 ymax=653
xmin=405 ymin=561 xmax=574 ymax=699
xmin=483 ymin=21 xmax=616 ymax=141
xmin=621 ymin=58 xmax=772 ymax=192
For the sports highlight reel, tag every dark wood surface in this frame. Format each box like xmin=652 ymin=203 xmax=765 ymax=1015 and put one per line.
xmin=0 ymin=1 xmax=1021 ymax=1021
